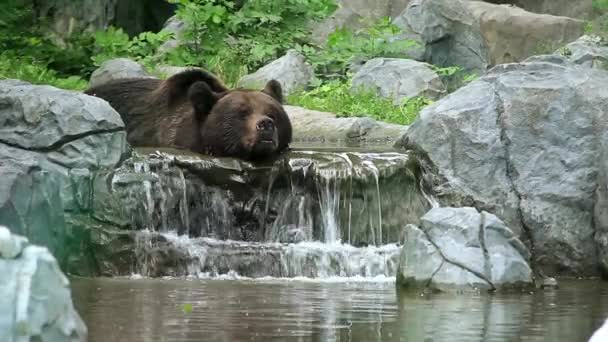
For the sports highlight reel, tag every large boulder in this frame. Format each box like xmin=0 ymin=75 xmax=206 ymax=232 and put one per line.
xmin=395 ymin=58 xmax=608 ymax=277
xmin=399 ymin=0 xmax=584 ymax=73
xmin=0 ymin=226 xmax=87 ymax=342
xmin=397 ymin=207 xmax=533 ymax=292
xmin=237 ymin=50 xmax=314 ymax=95
xmin=0 ymin=80 xmax=128 ymax=269
xmin=485 ymin=0 xmax=592 ymax=20
xmin=89 ymin=58 xmax=152 ymax=88
xmin=351 ymin=58 xmax=446 ymax=103
xmin=34 ymin=0 xmax=175 ymax=44
xmin=285 ymin=105 xmax=408 ymax=146
xmin=557 ymin=35 xmax=608 ymax=69
xmin=34 ymin=0 xmax=118 ymax=44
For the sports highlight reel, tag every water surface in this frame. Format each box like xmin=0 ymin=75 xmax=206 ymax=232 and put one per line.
xmin=71 ymin=277 xmax=608 ymax=342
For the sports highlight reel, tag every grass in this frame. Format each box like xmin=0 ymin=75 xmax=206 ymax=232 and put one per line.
xmin=287 ymin=79 xmax=432 ymax=125
xmin=0 ymin=54 xmax=88 ymax=91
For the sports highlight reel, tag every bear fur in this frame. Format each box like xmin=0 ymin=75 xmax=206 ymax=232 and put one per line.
xmin=84 ymin=69 xmax=292 ymax=161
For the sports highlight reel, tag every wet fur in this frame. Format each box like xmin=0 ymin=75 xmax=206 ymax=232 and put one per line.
xmin=84 ymin=69 xmax=292 ymax=160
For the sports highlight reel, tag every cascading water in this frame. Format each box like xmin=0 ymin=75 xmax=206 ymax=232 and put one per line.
xmin=108 ymin=148 xmax=436 ymax=279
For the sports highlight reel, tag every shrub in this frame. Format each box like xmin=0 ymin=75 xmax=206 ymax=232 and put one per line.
xmin=288 ymin=79 xmax=432 ymax=125
xmin=296 ymin=17 xmax=419 ymax=81
xmin=0 ymin=53 xmax=88 ymax=90
xmin=164 ymin=0 xmax=337 ymax=85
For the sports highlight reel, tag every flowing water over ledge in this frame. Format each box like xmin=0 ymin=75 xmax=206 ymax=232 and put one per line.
xmin=71 ymin=277 xmax=608 ymax=342
xmin=98 ymin=147 xmax=435 ymax=278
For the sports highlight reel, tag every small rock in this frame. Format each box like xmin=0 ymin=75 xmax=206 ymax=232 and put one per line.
xmin=351 ymin=58 xmax=446 ymax=104
xmin=89 ymin=58 xmax=152 ymax=88
xmin=397 ymin=207 xmax=533 ymax=292
xmin=238 ymin=50 xmax=314 ymax=95
xmin=556 ymin=35 xmax=608 ymax=69
xmin=157 ymin=15 xmax=187 ymax=54
xmin=541 ymin=277 xmax=559 ymax=289
xmin=0 ymin=226 xmax=28 ymax=259
xmin=0 ymin=228 xmax=87 ymax=341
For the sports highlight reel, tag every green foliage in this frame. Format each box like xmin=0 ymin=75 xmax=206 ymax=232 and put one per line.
xmin=165 ymin=0 xmax=337 ymax=85
xmin=91 ymin=27 xmax=173 ymax=68
xmin=0 ymin=53 xmax=88 ymax=90
xmin=0 ymin=0 xmax=96 ymax=78
xmin=288 ymin=79 xmax=431 ymax=125
xmin=296 ymin=17 xmax=419 ymax=81
xmin=593 ymin=0 xmax=608 ymax=12
xmin=181 ymin=303 xmax=193 ymax=314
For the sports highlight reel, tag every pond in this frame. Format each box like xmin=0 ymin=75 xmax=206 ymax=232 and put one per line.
xmin=71 ymin=277 xmax=608 ymax=342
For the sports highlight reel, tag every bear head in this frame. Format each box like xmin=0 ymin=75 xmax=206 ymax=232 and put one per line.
xmin=167 ymin=70 xmax=292 ymax=160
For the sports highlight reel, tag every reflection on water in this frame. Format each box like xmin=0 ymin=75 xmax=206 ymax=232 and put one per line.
xmin=71 ymin=278 xmax=608 ymax=342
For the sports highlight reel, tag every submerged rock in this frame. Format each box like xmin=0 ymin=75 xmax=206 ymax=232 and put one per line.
xmin=396 ymin=57 xmax=608 ymax=277
xmin=0 ymin=226 xmax=87 ymax=342
xmin=351 ymin=58 xmax=446 ymax=103
xmin=238 ymin=50 xmax=314 ymax=95
xmin=89 ymin=58 xmax=152 ymax=88
xmin=397 ymin=207 xmax=533 ymax=292
xmin=399 ymin=0 xmax=584 ymax=73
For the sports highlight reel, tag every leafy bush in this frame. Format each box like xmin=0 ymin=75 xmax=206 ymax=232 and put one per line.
xmin=0 ymin=0 xmax=96 ymax=78
xmin=164 ymin=0 xmax=337 ymax=85
xmin=296 ymin=17 xmax=419 ymax=81
xmin=288 ymin=79 xmax=431 ymax=125
xmin=91 ymin=27 xmax=173 ymax=69
xmin=0 ymin=53 xmax=88 ymax=90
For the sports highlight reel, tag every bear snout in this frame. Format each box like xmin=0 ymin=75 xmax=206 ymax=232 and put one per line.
xmin=256 ymin=117 xmax=275 ymax=132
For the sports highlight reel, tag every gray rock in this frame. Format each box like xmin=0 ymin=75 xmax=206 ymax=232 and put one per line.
xmin=0 ymin=226 xmax=87 ymax=342
xmin=352 ymin=58 xmax=446 ymax=103
xmin=0 ymin=81 xmax=124 ymax=150
xmin=158 ymin=15 xmax=187 ymax=54
xmin=0 ymin=80 xmax=129 ymax=269
xmin=397 ymin=207 xmax=533 ymax=292
xmin=238 ymin=50 xmax=314 ymax=95
xmin=400 ymin=0 xmax=584 ymax=73
xmin=285 ymin=105 xmax=408 ymax=146
xmin=35 ymin=0 xmax=118 ymax=44
xmin=396 ymin=58 xmax=608 ymax=277
xmin=0 ymin=227 xmax=28 ymax=259
xmin=89 ymin=58 xmax=152 ymax=88
xmin=556 ymin=35 xmax=608 ymax=69
xmin=484 ymin=0 xmax=592 ymax=19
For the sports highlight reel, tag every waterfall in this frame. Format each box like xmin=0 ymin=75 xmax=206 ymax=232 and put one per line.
xmin=109 ymin=148 xmax=436 ymax=279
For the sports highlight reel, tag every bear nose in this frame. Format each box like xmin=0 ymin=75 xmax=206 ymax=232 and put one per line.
xmin=256 ymin=117 xmax=274 ymax=131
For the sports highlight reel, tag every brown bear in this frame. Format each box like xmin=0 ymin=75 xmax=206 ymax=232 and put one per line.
xmin=84 ymin=69 xmax=292 ymax=161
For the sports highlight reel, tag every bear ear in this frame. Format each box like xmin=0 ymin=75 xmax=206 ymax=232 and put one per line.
xmin=166 ymin=68 xmax=228 ymax=107
xmin=262 ymin=80 xmax=284 ymax=104
xmin=188 ymin=81 xmax=219 ymax=120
